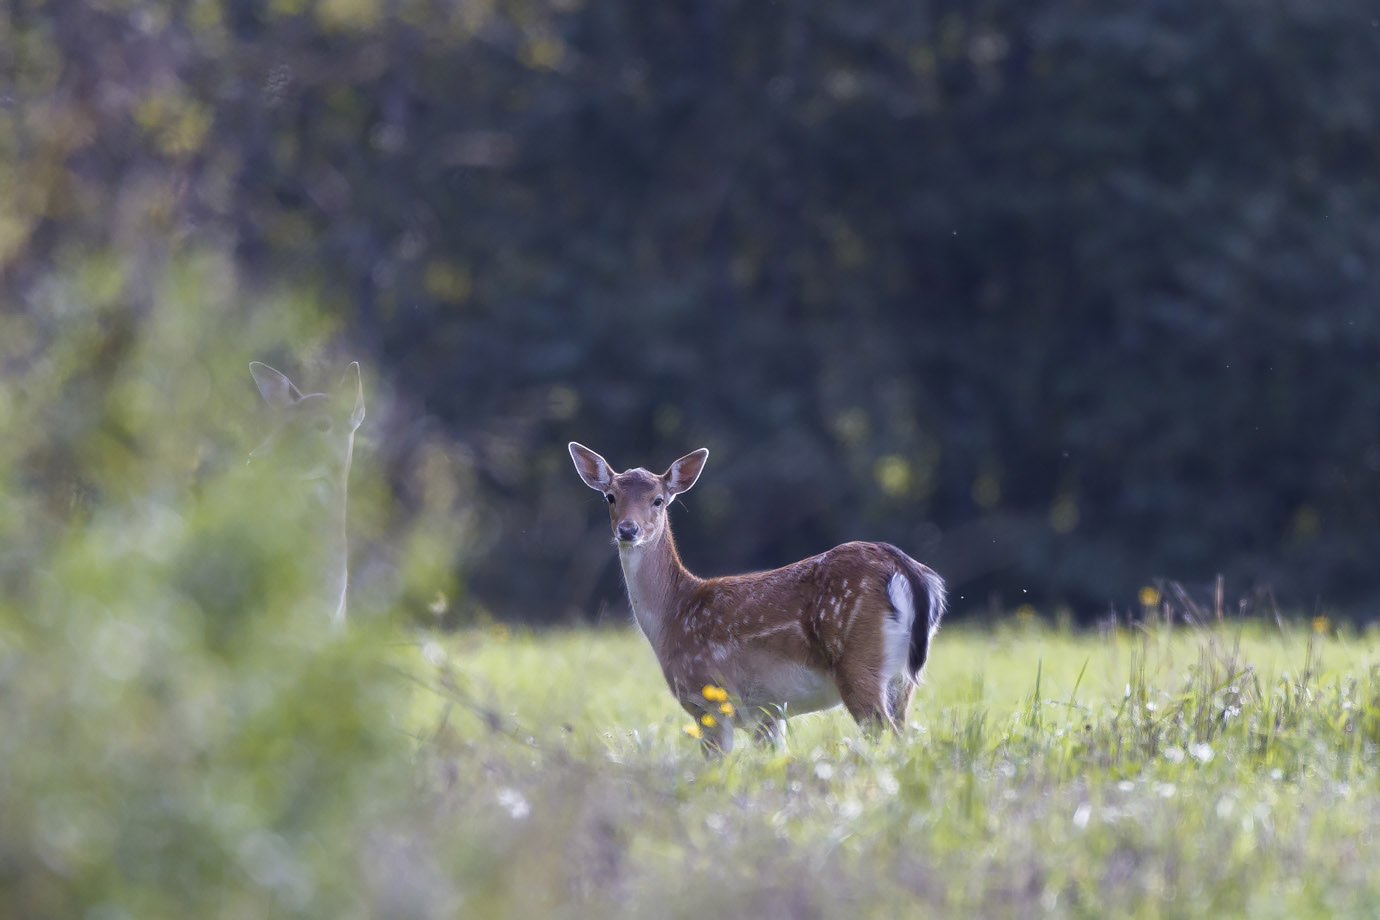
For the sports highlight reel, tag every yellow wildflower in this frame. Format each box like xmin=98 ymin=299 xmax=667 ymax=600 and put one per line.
xmin=702 ymin=685 xmax=728 ymax=702
xmin=683 ymin=722 xmax=703 ymax=739
xmin=718 ymin=701 xmax=735 ymax=717
xmin=700 ymin=713 xmax=717 ymax=728
xmin=1312 ymin=616 xmax=1331 ymax=635
xmin=1138 ymin=586 xmax=1161 ymax=608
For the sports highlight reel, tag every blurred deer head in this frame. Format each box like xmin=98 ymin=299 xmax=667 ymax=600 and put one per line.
xmin=248 ymin=361 xmax=365 ymax=483
xmin=248 ymin=360 xmax=365 ymax=627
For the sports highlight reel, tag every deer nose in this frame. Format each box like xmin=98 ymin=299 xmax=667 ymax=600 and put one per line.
xmin=616 ymin=520 xmax=640 ymax=542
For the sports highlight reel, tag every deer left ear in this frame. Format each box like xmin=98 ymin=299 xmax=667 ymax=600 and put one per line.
xmin=663 ymin=448 xmax=709 ymax=500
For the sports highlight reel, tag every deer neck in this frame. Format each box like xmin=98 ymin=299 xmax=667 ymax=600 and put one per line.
xmin=307 ymin=472 xmax=351 ymax=627
xmin=617 ymin=523 xmax=698 ymax=652
xmin=328 ymin=482 xmax=350 ymax=626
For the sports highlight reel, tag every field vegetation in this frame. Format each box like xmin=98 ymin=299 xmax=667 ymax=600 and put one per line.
xmin=407 ymin=619 xmax=1380 ymax=918
xmin=9 ymin=484 xmax=1378 ymax=920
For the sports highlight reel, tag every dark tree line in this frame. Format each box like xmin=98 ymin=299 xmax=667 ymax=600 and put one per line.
xmin=6 ymin=0 xmax=1380 ymax=621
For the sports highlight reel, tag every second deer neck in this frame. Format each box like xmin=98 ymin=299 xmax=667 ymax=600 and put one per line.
xmin=617 ymin=523 xmax=699 ymax=651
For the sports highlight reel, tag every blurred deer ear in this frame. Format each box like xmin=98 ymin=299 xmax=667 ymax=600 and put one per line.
xmin=340 ymin=361 xmax=365 ymax=430
xmin=663 ymin=448 xmax=709 ymax=499
xmin=250 ymin=362 xmax=303 ymax=409
xmin=569 ymin=442 xmax=615 ymax=491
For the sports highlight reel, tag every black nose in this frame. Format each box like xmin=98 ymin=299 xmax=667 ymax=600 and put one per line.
xmin=617 ymin=520 xmax=640 ymax=541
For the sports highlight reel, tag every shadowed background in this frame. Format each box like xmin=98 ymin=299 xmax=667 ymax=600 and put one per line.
xmin=5 ymin=0 xmax=1380 ymax=624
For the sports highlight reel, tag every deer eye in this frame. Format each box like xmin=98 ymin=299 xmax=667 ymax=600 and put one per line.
xmin=652 ymin=497 xmax=664 ymax=508
xmin=605 ymin=493 xmax=616 ymax=505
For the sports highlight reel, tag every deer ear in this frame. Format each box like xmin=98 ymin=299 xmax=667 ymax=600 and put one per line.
xmin=569 ymin=442 xmax=615 ymax=492
xmin=250 ymin=361 xmax=303 ymax=409
xmin=664 ymin=448 xmax=709 ymax=499
xmin=340 ymin=361 xmax=365 ymax=429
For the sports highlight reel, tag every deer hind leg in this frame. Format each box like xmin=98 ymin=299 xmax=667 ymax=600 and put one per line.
xmin=885 ymin=675 xmax=916 ymax=729
xmin=834 ymin=653 xmax=897 ymax=736
xmin=833 ymin=602 xmax=916 ymax=735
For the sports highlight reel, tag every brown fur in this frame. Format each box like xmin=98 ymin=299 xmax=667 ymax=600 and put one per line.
xmin=570 ymin=443 xmax=945 ymax=752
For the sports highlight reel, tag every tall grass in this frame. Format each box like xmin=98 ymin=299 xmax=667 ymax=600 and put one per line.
xmin=400 ymin=621 xmax=1380 ymax=919
xmin=5 ymin=468 xmax=1378 ymax=917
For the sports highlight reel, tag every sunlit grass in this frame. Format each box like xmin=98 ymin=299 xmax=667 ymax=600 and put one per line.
xmin=404 ymin=620 xmax=1380 ymax=918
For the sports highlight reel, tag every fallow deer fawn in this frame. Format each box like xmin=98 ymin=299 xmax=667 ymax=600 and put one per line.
xmin=569 ymin=442 xmax=945 ymax=752
xmin=249 ymin=361 xmax=365 ymax=628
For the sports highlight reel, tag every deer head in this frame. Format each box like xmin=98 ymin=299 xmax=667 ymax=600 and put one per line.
xmin=568 ymin=442 xmax=708 ymax=549
xmin=249 ymin=361 xmax=365 ymax=485
xmin=247 ymin=360 xmax=365 ymax=628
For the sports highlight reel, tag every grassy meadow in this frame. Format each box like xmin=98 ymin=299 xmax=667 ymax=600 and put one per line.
xmin=401 ymin=618 xmax=1380 ymax=919
xmin=4 ymin=523 xmax=1379 ymax=919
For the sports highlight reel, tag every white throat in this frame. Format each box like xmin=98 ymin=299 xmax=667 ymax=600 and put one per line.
xmin=617 ymin=540 xmax=668 ymax=650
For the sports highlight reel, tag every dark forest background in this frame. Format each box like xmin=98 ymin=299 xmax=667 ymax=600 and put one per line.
xmin=5 ymin=0 xmax=1380 ymax=624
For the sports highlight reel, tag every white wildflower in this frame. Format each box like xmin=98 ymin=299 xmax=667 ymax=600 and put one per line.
xmin=496 ymin=787 xmax=530 ymax=820
xmin=1073 ymin=802 xmax=1091 ymax=829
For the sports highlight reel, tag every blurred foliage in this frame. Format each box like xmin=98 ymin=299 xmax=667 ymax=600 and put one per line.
xmin=0 ymin=253 xmax=445 ymax=915
xmin=4 ymin=0 xmax=1380 ymax=623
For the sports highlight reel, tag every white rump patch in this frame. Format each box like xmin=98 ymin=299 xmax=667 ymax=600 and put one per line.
xmin=882 ymin=571 xmax=916 ymax=682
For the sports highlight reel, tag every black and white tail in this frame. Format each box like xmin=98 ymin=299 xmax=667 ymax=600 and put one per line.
xmin=880 ymin=544 xmax=946 ymax=678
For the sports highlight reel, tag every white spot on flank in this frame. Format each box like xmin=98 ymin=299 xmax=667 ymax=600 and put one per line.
xmin=740 ymin=621 xmax=806 ymax=642
xmin=840 ymin=594 xmax=862 ymax=631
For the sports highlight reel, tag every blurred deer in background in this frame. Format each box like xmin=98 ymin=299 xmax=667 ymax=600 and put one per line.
xmin=569 ymin=442 xmax=945 ymax=753
xmin=249 ymin=361 xmax=365 ymax=628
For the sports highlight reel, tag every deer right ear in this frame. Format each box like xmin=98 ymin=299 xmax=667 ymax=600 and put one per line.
xmin=569 ymin=442 xmax=615 ymax=491
xmin=250 ymin=362 xmax=303 ymax=409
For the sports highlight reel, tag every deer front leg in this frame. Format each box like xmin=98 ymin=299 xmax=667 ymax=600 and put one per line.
xmin=681 ymin=697 xmax=735 ymax=756
xmin=678 ymin=680 xmax=739 ymax=756
xmin=885 ymin=674 xmax=917 ymax=729
xmin=701 ymin=714 xmax=735 ymax=757
xmin=749 ymin=703 xmax=788 ymax=749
